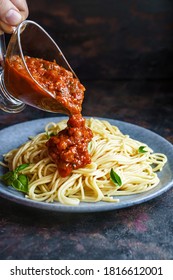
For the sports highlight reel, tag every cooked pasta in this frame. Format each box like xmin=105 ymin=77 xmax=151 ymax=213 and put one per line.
xmin=1 ymin=118 xmax=167 ymax=206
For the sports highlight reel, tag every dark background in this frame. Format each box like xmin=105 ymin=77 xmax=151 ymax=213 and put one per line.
xmin=27 ymin=0 xmax=173 ymax=80
xmin=0 ymin=0 xmax=173 ymax=260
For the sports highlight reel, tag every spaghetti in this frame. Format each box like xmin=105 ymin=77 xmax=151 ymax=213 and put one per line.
xmin=1 ymin=118 xmax=167 ymax=206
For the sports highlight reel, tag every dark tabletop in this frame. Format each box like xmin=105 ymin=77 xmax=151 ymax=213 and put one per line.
xmin=0 ymin=0 xmax=173 ymax=260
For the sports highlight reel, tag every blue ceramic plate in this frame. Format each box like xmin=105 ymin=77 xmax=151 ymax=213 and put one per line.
xmin=0 ymin=117 xmax=173 ymax=213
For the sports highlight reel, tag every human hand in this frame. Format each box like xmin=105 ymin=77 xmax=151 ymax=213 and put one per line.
xmin=0 ymin=0 xmax=29 ymax=34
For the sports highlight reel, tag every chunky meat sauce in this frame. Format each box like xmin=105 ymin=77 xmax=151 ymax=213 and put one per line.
xmin=5 ymin=56 xmax=85 ymax=114
xmin=46 ymin=114 xmax=93 ymax=177
xmin=5 ymin=55 xmax=93 ymax=177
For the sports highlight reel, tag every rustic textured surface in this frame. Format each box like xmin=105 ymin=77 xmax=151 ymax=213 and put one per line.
xmin=26 ymin=0 xmax=173 ymax=80
xmin=0 ymin=0 xmax=173 ymax=260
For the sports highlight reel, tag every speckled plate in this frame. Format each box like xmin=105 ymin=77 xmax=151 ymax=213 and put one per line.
xmin=0 ymin=117 xmax=173 ymax=213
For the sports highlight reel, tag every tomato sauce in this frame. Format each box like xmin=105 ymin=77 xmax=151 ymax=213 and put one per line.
xmin=5 ymin=55 xmax=85 ymax=114
xmin=46 ymin=114 xmax=93 ymax=177
xmin=5 ymin=55 xmax=93 ymax=177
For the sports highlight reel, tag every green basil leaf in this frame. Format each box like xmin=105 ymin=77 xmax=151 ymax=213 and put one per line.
xmin=0 ymin=171 xmax=17 ymax=186
xmin=15 ymin=163 xmax=29 ymax=172
xmin=12 ymin=174 xmax=28 ymax=193
xmin=18 ymin=174 xmax=28 ymax=187
xmin=0 ymin=163 xmax=29 ymax=193
xmin=0 ymin=171 xmax=13 ymax=182
xmin=110 ymin=168 xmax=122 ymax=186
xmin=138 ymin=146 xmax=147 ymax=153
xmin=46 ymin=132 xmax=56 ymax=139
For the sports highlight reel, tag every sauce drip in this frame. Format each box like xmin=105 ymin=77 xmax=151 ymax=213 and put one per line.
xmin=5 ymin=55 xmax=93 ymax=177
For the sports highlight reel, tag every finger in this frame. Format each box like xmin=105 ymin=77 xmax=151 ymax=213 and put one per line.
xmin=0 ymin=0 xmax=22 ymax=26
xmin=11 ymin=0 xmax=28 ymax=11
xmin=11 ymin=0 xmax=29 ymax=20
xmin=0 ymin=20 xmax=15 ymax=34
